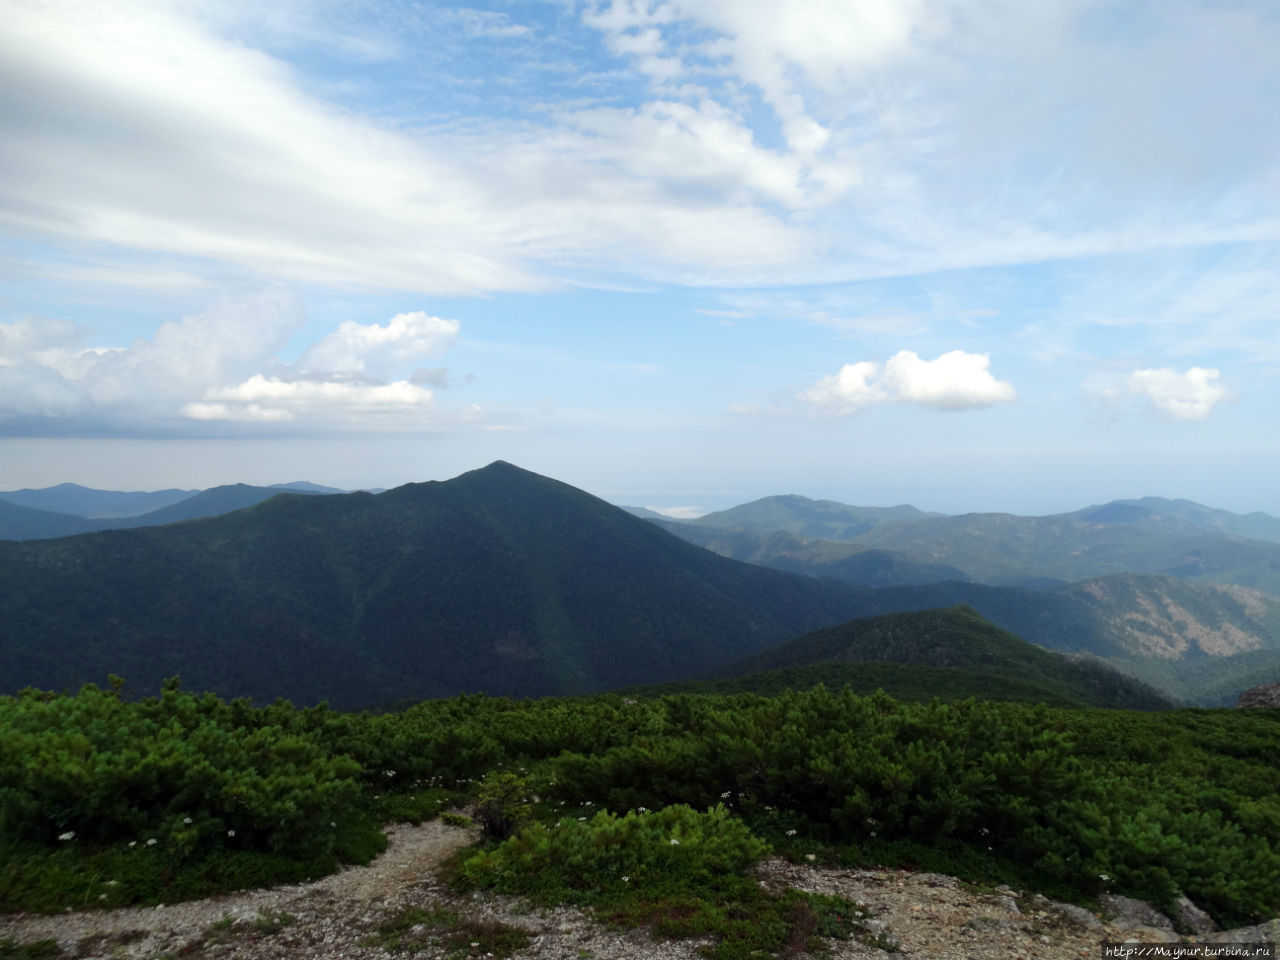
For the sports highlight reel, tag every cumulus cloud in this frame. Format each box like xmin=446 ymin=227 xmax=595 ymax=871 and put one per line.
xmin=184 ymin=375 xmax=437 ymax=423
xmin=799 ymin=361 xmax=886 ymax=415
xmin=0 ymin=296 xmax=461 ymax=434
xmin=0 ymin=294 xmax=303 ymax=426
xmin=297 ymin=312 xmax=459 ymax=377
xmin=800 ymin=350 xmax=1016 ymax=415
xmin=1125 ymin=367 xmax=1226 ymax=420
xmin=880 ymin=350 xmax=1018 ymax=410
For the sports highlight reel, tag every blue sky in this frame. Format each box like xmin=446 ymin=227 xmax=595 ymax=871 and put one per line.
xmin=2 ymin=0 xmax=1278 ymax=515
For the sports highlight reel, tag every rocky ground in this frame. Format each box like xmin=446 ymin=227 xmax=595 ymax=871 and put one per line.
xmin=3 ymin=821 xmax=1277 ymax=960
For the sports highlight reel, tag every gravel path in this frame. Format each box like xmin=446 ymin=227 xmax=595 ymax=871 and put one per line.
xmin=2 ymin=824 xmax=1264 ymax=960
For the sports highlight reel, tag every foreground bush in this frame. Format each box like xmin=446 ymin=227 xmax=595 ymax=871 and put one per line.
xmin=4 ymin=680 xmax=1280 ymax=930
xmin=455 ymin=804 xmax=858 ymax=959
xmin=0 ymin=680 xmax=383 ymax=910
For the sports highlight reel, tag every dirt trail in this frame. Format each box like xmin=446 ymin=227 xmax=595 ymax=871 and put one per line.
xmin=4 ymin=824 xmax=1263 ymax=960
xmin=0 ymin=821 xmax=475 ymax=958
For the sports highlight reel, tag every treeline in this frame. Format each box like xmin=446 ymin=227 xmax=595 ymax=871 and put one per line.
xmin=3 ymin=680 xmax=1279 ymax=930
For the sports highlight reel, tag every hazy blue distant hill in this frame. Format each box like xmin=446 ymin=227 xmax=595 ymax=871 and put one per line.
xmin=0 ymin=462 xmax=898 ymax=708
xmin=269 ymin=481 xmax=346 ymax=494
xmin=691 ymin=494 xmax=940 ymax=540
xmin=0 ymin=482 xmax=197 ymax=519
xmin=650 ymin=605 xmax=1174 ymax=710
xmin=109 ymin=483 xmax=331 ymax=527
xmin=656 ymin=519 xmax=971 ymax=587
xmin=674 ymin=493 xmax=1280 ymax=597
xmin=0 ymin=498 xmax=98 ymax=540
xmin=0 ymin=483 xmax=335 ymax=540
xmin=1067 ymin=496 xmax=1280 ymax=545
xmin=851 ymin=511 xmax=1280 ymax=596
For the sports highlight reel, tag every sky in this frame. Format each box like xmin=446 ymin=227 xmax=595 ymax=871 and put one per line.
xmin=2 ymin=0 xmax=1279 ymax=516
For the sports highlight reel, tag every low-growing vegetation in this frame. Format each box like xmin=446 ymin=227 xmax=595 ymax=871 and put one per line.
xmin=363 ymin=905 xmax=531 ymax=957
xmin=3 ymin=677 xmax=1280 ymax=954
xmin=453 ymin=804 xmax=863 ymax=959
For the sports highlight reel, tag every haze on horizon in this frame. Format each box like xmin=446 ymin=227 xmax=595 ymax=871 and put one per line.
xmin=2 ymin=1 xmax=1278 ymax=517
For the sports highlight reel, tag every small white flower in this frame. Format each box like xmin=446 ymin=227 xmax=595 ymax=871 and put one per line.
xmin=1099 ymin=873 xmax=1110 ymax=882
xmin=721 ymin=791 xmax=731 ymax=799
xmin=637 ymin=807 xmax=647 ymax=813
xmin=146 ymin=838 xmax=157 ymax=846
xmin=183 ymin=817 xmax=192 ymax=824
xmin=622 ymin=876 xmax=630 ymax=883
xmin=577 ymin=817 xmax=587 ymax=822
xmin=583 ymin=801 xmax=593 ymax=806
xmin=128 ymin=841 xmax=137 ymax=848
xmin=806 ymin=854 xmax=816 ymax=861
xmin=58 ymin=831 xmax=75 ymax=841
xmin=227 ymin=830 xmax=236 ymax=837
xmin=670 ymin=838 xmax=680 ymax=845
xmin=785 ymin=829 xmax=797 ymax=837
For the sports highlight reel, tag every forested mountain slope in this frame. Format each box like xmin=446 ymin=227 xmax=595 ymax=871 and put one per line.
xmin=0 ymin=463 xmax=897 ymax=707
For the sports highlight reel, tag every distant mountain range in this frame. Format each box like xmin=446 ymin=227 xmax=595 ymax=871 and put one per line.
xmin=693 ymin=495 xmax=943 ymax=538
xmin=0 ymin=482 xmax=341 ymax=540
xmin=0 ymin=464 xmax=901 ymax=708
xmin=649 ymin=492 xmax=1280 ymax=596
xmin=0 ymin=482 xmax=198 ymax=518
xmin=3 ymin=464 xmax=1278 ymax=707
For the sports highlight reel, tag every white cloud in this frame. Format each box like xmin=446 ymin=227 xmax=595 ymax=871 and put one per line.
xmin=0 ymin=0 xmax=541 ymax=295
xmin=2 ymin=0 xmax=1278 ymax=315
xmin=0 ymin=317 xmax=75 ymax=357
xmin=881 ymin=349 xmax=1017 ymax=410
xmin=0 ymin=294 xmax=303 ymax=425
xmin=186 ymin=375 xmax=436 ymax=423
xmin=0 ymin=296 xmax=466 ymax=433
xmin=1126 ymin=367 xmax=1226 ymax=421
xmin=799 ymin=360 xmax=886 ymax=415
xmin=450 ymin=8 xmax=533 ymax=39
xmin=560 ymin=99 xmax=810 ymax=207
xmin=297 ymin=312 xmax=459 ymax=377
xmin=800 ymin=350 xmax=1016 ymax=415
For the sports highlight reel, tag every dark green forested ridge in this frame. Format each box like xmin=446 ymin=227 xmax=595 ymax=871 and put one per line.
xmin=634 ymin=605 xmax=1174 ymax=710
xmin=2 ymin=680 xmax=1278 ymax=941
xmin=0 ymin=462 xmax=902 ymax=707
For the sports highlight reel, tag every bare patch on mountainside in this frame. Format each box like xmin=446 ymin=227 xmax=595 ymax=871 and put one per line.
xmin=1077 ymin=578 xmax=1274 ymax=660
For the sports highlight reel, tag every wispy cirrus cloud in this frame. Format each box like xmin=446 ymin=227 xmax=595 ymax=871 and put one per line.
xmin=6 ymin=0 xmax=1277 ymax=304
